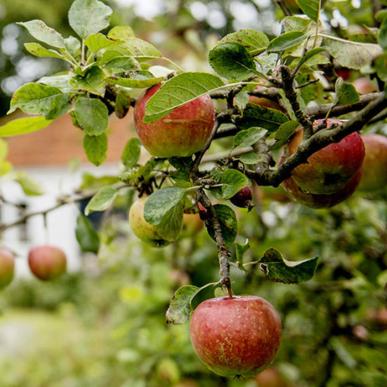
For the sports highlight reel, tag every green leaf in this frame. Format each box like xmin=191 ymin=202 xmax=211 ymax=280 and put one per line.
xmin=378 ymin=18 xmax=387 ymax=50
xmin=14 ymin=172 xmax=44 ymax=196
xmin=282 ymin=16 xmax=312 ymax=33
xmin=206 ymin=204 xmax=237 ymax=245
xmin=80 ymin=172 xmax=119 ymax=190
xmin=272 ymin=120 xmax=299 ymax=149
xmin=233 ymin=127 xmax=267 ymax=148
xmin=216 ymin=169 xmax=250 ymax=200
xmin=296 ymin=0 xmax=321 ymax=22
xmin=115 ymin=91 xmax=131 ymax=118
xmin=219 ymin=29 xmax=269 ymax=55
xmin=75 ymin=214 xmax=100 ymax=254
xmin=85 ymin=186 xmax=118 ymax=215
xmin=144 ymin=187 xmax=186 ymax=241
xmin=0 ymin=116 xmax=52 ymax=137
xmin=24 ymin=42 xmax=63 ymax=59
xmin=238 ymin=151 xmax=260 ymax=164
xmin=68 ymin=0 xmax=113 ymax=39
xmin=108 ymin=26 xmax=135 ymax=40
xmin=259 ymin=248 xmax=319 ymax=284
xmin=39 ymin=74 xmax=73 ymax=93
xmin=84 ymin=33 xmax=115 ymax=53
xmin=235 ymin=239 xmax=249 ymax=267
xmin=268 ymin=31 xmax=306 ymax=53
xmin=323 ymin=35 xmax=383 ymax=70
xmin=237 ymin=103 xmax=288 ymax=131
xmin=121 ymin=138 xmax=141 ymax=168
xmin=74 ymin=97 xmax=108 ymax=135
xmin=122 ymin=38 xmax=161 ymax=57
xmin=296 ymin=47 xmax=327 ymax=68
xmin=83 ymin=134 xmax=108 ymax=166
xmin=166 ymin=285 xmax=199 ymax=324
xmin=335 ymin=78 xmax=360 ymax=105
xmin=374 ymin=53 xmax=387 ymax=81
xmin=144 ymin=72 xmax=223 ymax=122
xmin=209 ymin=42 xmax=256 ymax=81
xmin=17 ymin=20 xmax=65 ymax=48
xmin=70 ymin=65 xmax=105 ymax=96
xmin=9 ymin=83 xmax=70 ymax=119
xmin=64 ymin=36 xmax=81 ymax=58
xmin=107 ymin=71 xmax=163 ymax=89
xmin=104 ymin=56 xmax=139 ymax=73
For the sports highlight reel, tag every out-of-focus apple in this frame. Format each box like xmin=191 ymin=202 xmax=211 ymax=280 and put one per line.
xmin=181 ymin=213 xmax=203 ymax=237
xmin=256 ymin=368 xmax=292 ymax=387
xmin=0 ymin=248 xmax=15 ymax=289
xmin=353 ymin=77 xmax=378 ymax=94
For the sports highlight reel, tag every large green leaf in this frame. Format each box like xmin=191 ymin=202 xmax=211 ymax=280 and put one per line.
xmin=166 ymin=285 xmax=199 ymax=324
xmin=0 ymin=116 xmax=52 ymax=138
xmin=335 ymin=78 xmax=359 ymax=105
xmin=206 ymin=204 xmax=237 ymax=245
xmin=107 ymin=71 xmax=163 ymax=89
xmin=17 ymin=20 xmax=65 ymax=48
xmin=84 ymin=33 xmax=115 ymax=53
xmin=121 ymin=138 xmax=141 ymax=168
xmin=217 ymin=169 xmax=249 ymax=200
xmin=323 ymin=35 xmax=383 ymax=70
xmin=9 ymin=83 xmax=70 ymax=119
xmin=122 ymin=38 xmax=161 ymax=57
xmin=144 ymin=72 xmax=223 ymax=122
xmin=83 ymin=134 xmax=108 ymax=166
xmin=68 ymin=0 xmax=113 ymax=38
xmin=14 ymin=172 xmax=44 ymax=196
xmin=219 ymin=29 xmax=269 ymax=55
xmin=75 ymin=214 xmax=100 ymax=254
xmin=233 ymin=127 xmax=267 ymax=148
xmin=74 ymin=97 xmax=108 ymax=135
xmin=85 ymin=186 xmax=118 ymax=215
xmin=70 ymin=65 xmax=105 ymax=96
xmin=39 ymin=74 xmax=73 ymax=93
xmin=107 ymin=26 xmax=135 ymax=40
xmin=258 ymin=248 xmax=319 ymax=284
xmin=379 ymin=18 xmax=387 ymax=50
xmin=296 ymin=0 xmax=321 ymax=22
xmin=209 ymin=42 xmax=257 ymax=81
xmin=144 ymin=187 xmax=186 ymax=241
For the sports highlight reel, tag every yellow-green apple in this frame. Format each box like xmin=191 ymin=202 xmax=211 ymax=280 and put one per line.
xmin=0 ymin=248 xmax=15 ymax=289
xmin=190 ymin=296 xmax=281 ymax=377
xmin=28 ymin=245 xmax=67 ymax=281
xmin=180 ymin=213 xmax=203 ymax=238
xmin=353 ymin=77 xmax=378 ymax=94
xmin=357 ymin=134 xmax=387 ymax=191
xmin=129 ymin=197 xmax=177 ymax=247
xmin=134 ymin=84 xmax=215 ymax=157
xmin=256 ymin=367 xmax=291 ymax=387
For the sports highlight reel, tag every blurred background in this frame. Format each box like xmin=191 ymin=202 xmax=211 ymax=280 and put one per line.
xmin=0 ymin=1 xmax=386 ymax=386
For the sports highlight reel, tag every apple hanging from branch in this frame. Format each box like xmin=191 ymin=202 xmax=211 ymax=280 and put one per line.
xmin=0 ymin=248 xmax=15 ymax=289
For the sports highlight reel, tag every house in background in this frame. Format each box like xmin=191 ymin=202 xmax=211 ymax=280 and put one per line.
xmin=0 ymin=112 xmax=134 ymax=277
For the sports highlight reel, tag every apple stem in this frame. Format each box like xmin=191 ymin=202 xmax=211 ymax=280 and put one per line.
xmin=198 ymin=190 xmax=233 ymax=298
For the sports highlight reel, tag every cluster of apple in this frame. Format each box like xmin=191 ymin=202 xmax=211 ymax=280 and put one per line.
xmin=126 ymin=81 xmax=387 ymax=377
xmin=0 ymin=245 xmax=67 ymax=289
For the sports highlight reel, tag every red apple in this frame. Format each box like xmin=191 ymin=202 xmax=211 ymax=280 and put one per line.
xmin=134 ymin=84 xmax=215 ymax=157
xmin=0 ymin=248 xmax=15 ymax=289
xmin=28 ymin=245 xmax=67 ymax=281
xmin=353 ymin=77 xmax=378 ymax=94
xmin=190 ymin=296 xmax=281 ymax=377
xmin=335 ymin=67 xmax=351 ymax=81
xmin=358 ymin=134 xmax=387 ymax=192
xmin=283 ymin=119 xmax=364 ymax=195
xmin=282 ymin=169 xmax=361 ymax=208
xmin=230 ymin=186 xmax=254 ymax=208
xmin=129 ymin=197 xmax=176 ymax=247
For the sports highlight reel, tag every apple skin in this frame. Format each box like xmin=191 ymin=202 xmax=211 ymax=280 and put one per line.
xmin=28 ymin=245 xmax=67 ymax=281
xmin=134 ymin=84 xmax=215 ymax=157
xmin=358 ymin=134 xmax=387 ymax=192
xmin=230 ymin=186 xmax=253 ymax=208
xmin=282 ymin=169 xmax=361 ymax=208
xmin=129 ymin=197 xmax=175 ymax=247
xmin=0 ymin=249 xmax=15 ymax=289
xmin=353 ymin=77 xmax=377 ymax=95
xmin=190 ymin=296 xmax=281 ymax=377
xmin=256 ymin=368 xmax=291 ymax=387
xmin=284 ymin=120 xmax=365 ymax=195
xmin=181 ymin=213 xmax=203 ymax=237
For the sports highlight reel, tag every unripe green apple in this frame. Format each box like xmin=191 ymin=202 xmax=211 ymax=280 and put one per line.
xmin=358 ymin=134 xmax=387 ymax=192
xmin=134 ymin=84 xmax=215 ymax=157
xmin=190 ymin=296 xmax=281 ymax=377
xmin=129 ymin=197 xmax=175 ymax=247
xmin=28 ymin=245 xmax=67 ymax=281
xmin=0 ymin=248 xmax=15 ymax=289
xmin=256 ymin=367 xmax=292 ymax=387
xmin=180 ymin=213 xmax=203 ymax=238
xmin=284 ymin=119 xmax=365 ymax=195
